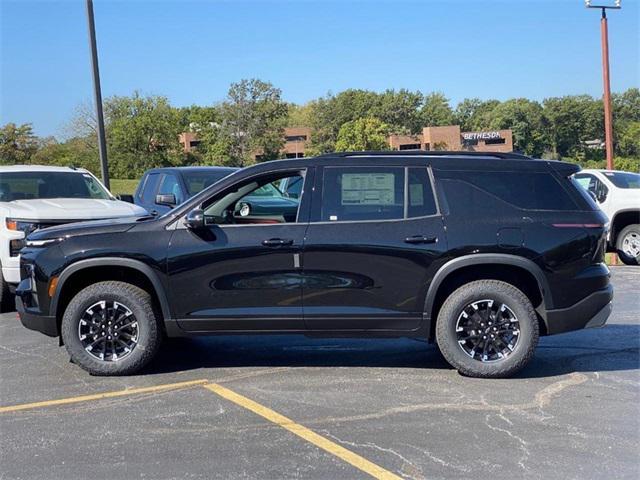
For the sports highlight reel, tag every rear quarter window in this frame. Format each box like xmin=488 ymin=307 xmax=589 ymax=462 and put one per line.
xmin=435 ymin=170 xmax=579 ymax=212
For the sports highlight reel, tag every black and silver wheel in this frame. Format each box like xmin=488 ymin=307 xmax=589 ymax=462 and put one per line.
xmin=436 ymin=280 xmax=538 ymax=378
xmin=616 ymin=224 xmax=640 ymax=266
xmin=62 ymin=281 xmax=162 ymax=376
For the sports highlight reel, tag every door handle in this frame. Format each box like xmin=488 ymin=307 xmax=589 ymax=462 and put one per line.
xmin=404 ymin=235 xmax=437 ymax=244
xmin=262 ymin=238 xmax=294 ymax=247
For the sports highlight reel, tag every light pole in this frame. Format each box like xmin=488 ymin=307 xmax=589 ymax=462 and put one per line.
xmin=585 ymin=0 xmax=621 ymax=170
xmin=86 ymin=0 xmax=110 ymax=189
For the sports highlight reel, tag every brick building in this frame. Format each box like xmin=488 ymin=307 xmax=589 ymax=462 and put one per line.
xmin=388 ymin=125 xmax=513 ymax=153
xmin=178 ymin=125 xmax=512 ymax=157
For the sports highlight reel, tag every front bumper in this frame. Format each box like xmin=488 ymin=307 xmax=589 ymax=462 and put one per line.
xmin=16 ymin=296 xmax=58 ymax=337
xmin=545 ymin=284 xmax=613 ymax=335
xmin=15 ymin=281 xmax=58 ymax=337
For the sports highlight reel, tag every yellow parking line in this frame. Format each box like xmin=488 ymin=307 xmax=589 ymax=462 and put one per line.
xmin=203 ymin=383 xmax=402 ymax=480
xmin=0 ymin=379 xmax=208 ymax=413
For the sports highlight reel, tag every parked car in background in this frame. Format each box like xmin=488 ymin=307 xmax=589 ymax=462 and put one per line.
xmin=0 ymin=165 xmax=148 ymax=309
xmin=17 ymin=152 xmax=612 ymax=378
xmin=133 ymin=166 xmax=300 ymax=222
xmin=574 ymin=169 xmax=640 ymax=265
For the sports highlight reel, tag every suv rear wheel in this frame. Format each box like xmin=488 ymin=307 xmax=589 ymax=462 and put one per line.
xmin=616 ymin=224 xmax=640 ymax=266
xmin=61 ymin=281 xmax=162 ymax=376
xmin=436 ymin=280 xmax=538 ymax=378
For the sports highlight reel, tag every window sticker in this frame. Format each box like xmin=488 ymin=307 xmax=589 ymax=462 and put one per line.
xmin=341 ymin=173 xmax=395 ymax=205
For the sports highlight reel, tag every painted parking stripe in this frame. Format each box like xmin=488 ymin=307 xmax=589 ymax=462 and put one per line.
xmin=204 ymin=383 xmax=402 ymax=480
xmin=0 ymin=379 xmax=208 ymax=413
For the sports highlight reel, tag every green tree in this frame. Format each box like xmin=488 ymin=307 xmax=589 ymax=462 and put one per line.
xmin=618 ymin=121 xmax=640 ymax=157
xmin=488 ymin=99 xmax=548 ymax=156
xmin=335 ymin=117 xmax=391 ymax=152
xmin=0 ymin=123 xmax=39 ymax=164
xmin=204 ymin=79 xmax=288 ymax=167
xmin=543 ymin=95 xmax=602 ymax=158
xmin=31 ymin=138 xmax=100 ymax=173
xmin=371 ymin=89 xmax=424 ymax=134
xmin=103 ymin=92 xmax=182 ymax=178
xmin=454 ymin=98 xmax=500 ymax=132
xmin=420 ymin=92 xmax=455 ymax=127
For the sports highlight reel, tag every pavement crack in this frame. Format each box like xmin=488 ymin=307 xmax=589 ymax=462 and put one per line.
xmin=484 ymin=413 xmax=530 ymax=471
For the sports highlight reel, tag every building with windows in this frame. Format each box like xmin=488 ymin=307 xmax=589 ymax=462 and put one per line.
xmin=388 ymin=125 xmax=513 ymax=153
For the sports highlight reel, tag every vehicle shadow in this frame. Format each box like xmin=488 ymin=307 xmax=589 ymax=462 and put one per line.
xmin=145 ymin=324 xmax=640 ymax=378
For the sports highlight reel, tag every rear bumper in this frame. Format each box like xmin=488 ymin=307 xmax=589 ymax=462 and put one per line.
xmin=545 ymin=284 xmax=613 ymax=335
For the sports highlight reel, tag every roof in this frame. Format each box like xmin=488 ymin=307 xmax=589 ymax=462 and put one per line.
xmin=146 ymin=166 xmax=238 ymax=173
xmin=0 ymin=165 xmax=89 ymax=173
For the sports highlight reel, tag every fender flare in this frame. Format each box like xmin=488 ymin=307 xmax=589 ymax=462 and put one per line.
xmin=51 ymin=257 xmax=171 ymax=321
xmin=423 ymin=254 xmax=552 ymax=322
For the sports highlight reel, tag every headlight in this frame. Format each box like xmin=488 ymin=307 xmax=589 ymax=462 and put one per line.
xmin=25 ymin=238 xmax=63 ymax=248
xmin=6 ymin=218 xmax=39 ymax=235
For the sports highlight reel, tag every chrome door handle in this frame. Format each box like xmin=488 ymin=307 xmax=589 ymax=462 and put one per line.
xmin=262 ymin=238 xmax=294 ymax=247
xmin=404 ymin=235 xmax=437 ymax=244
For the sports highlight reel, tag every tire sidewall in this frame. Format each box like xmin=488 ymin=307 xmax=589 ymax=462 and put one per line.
xmin=437 ymin=281 xmax=538 ymax=377
xmin=62 ymin=283 xmax=159 ymax=375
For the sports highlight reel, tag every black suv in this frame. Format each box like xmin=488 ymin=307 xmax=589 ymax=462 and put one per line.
xmin=16 ymin=152 xmax=613 ymax=378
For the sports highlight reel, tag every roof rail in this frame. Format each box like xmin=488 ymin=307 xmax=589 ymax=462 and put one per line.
xmin=316 ymin=151 xmax=532 ymax=160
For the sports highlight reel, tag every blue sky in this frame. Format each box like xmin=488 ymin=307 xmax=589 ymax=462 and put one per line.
xmin=1 ymin=0 xmax=638 ymax=138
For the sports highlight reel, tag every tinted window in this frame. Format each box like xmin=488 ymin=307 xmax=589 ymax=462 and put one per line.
xmin=183 ymin=170 xmax=236 ymax=196
xmin=408 ymin=168 xmax=437 ymax=217
xmin=322 ymin=167 xmax=404 ymax=221
xmin=158 ymin=174 xmax=184 ymax=204
xmin=0 ymin=171 xmax=110 ymax=201
xmin=436 ymin=170 xmax=577 ymax=211
xmin=139 ymin=173 xmax=160 ymax=203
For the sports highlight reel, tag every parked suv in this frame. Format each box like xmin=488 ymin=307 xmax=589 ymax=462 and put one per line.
xmin=573 ymin=169 xmax=640 ymax=265
xmin=0 ymin=165 xmax=147 ymax=309
xmin=133 ymin=166 xmax=299 ymax=219
xmin=16 ymin=152 xmax=612 ymax=378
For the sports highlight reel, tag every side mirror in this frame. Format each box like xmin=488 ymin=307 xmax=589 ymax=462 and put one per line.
xmin=185 ymin=209 xmax=205 ymax=230
xmin=156 ymin=193 xmax=176 ymax=207
xmin=117 ymin=194 xmax=134 ymax=203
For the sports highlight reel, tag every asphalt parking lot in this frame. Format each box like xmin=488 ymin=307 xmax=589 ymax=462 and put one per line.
xmin=0 ymin=267 xmax=638 ymax=480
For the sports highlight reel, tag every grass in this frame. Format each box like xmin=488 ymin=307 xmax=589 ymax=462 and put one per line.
xmin=109 ymin=179 xmax=140 ymax=196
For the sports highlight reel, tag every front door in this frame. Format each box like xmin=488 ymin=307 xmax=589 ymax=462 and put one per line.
xmin=302 ymin=164 xmax=447 ymax=331
xmin=167 ymin=169 xmax=311 ymax=332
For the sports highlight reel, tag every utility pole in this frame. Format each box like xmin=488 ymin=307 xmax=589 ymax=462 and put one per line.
xmin=86 ymin=0 xmax=110 ymax=189
xmin=585 ymin=0 xmax=621 ymax=170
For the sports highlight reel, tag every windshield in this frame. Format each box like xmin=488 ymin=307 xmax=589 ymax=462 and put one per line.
xmin=602 ymin=171 xmax=640 ymax=189
xmin=247 ymin=182 xmax=283 ymax=198
xmin=183 ymin=170 xmax=237 ymax=196
xmin=0 ymin=171 xmax=111 ymax=201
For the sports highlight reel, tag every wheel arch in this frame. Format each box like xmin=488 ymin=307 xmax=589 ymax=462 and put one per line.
xmin=423 ymin=254 xmax=552 ymax=340
xmin=610 ymin=209 xmax=640 ymax=245
xmin=52 ymin=258 xmax=171 ymax=329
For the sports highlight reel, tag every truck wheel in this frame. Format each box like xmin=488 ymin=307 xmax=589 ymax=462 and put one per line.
xmin=436 ymin=280 xmax=538 ymax=378
xmin=61 ymin=281 xmax=162 ymax=376
xmin=616 ymin=224 xmax=640 ymax=266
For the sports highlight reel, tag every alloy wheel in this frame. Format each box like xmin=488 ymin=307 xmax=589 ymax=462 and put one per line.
xmin=78 ymin=300 xmax=139 ymax=362
xmin=455 ymin=299 xmax=520 ymax=363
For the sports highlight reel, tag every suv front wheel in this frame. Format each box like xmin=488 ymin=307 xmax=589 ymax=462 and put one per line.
xmin=61 ymin=281 xmax=162 ymax=376
xmin=436 ymin=280 xmax=539 ymax=378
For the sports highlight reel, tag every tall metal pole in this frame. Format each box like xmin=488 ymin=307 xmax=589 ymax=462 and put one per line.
xmin=600 ymin=8 xmax=615 ymax=170
xmin=86 ymin=0 xmax=110 ymax=189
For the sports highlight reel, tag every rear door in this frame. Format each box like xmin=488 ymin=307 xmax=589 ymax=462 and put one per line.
xmin=302 ymin=163 xmax=447 ymax=332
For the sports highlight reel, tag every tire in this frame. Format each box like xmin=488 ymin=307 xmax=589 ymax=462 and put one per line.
xmin=61 ymin=281 xmax=162 ymax=376
xmin=616 ymin=224 xmax=640 ymax=266
xmin=435 ymin=280 xmax=538 ymax=378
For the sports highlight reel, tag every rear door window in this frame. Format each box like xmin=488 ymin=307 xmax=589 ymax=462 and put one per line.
xmin=408 ymin=168 xmax=438 ymax=217
xmin=321 ymin=167 xmax=405 ymax=222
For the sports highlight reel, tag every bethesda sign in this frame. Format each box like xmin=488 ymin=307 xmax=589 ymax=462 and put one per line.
xmin=462 ymin=131 xmax=503 ymax=141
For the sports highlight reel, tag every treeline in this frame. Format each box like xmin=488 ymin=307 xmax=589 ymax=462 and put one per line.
xmin=1 ymin=79 xmax=639 ymax=178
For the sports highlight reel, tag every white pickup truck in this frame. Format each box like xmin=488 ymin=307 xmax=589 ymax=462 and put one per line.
xmin=574 ymin=169 xmax=640 ymax=265
xmin=0 ymin=165 xmax=147 ymax=308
